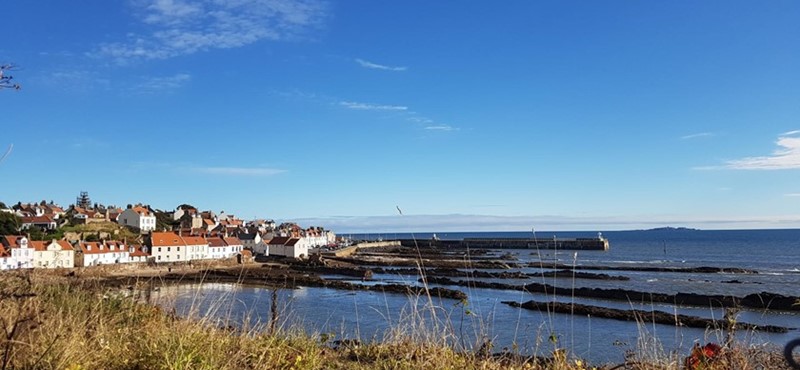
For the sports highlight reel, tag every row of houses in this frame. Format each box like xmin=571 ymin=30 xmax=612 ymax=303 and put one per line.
xmin=0 ymin=232 xmax=244 ymax=270
xmin=148 ymin=232 xmax=244 ymax=262
xmin=240 ymin=233 xmax=319 ymax=258
xmin=1 ymin=236 xmax=75 ymax=269
xmin=0 ymin=230 xmax=317 ymax=270
xmin=1 ymin=235 xmax=154 ymax=269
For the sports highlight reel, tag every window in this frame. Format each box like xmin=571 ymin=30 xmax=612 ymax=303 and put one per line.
xmin=167 ymin=247 xmax=171 ymax=252
xmin=158 ymin=247 xmax=161 ymax=252
xmin=158 ymin=256 xmax=161 ymax=261
xmin=177 ymin=247 xmax=180 ymax=252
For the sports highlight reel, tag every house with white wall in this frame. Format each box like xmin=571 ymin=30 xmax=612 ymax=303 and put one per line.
xmin=224 ymin=236 xmax=245 ymax=256
xmin=149 ymin=232 xmax=187 ymax=263
xmin=0 ymin=246 xmax=12 ymax=270
xmin=77 ymin=241 xmax=130 ymax=267
xmin=0 ymin=236 xmax=34 ymax=269
xmin=30 ymin=240 xmax=74 ymax=268
xmin=207 ymin=237 xmax=231 ymax=260
xmin=182 ymin=235 xmax=209 ymax=260
xmin=268 ymin=237 xmax=309 ymax=259
xmin=20 ymin=216 xmax=58 ymax=231
xmin=119 ymin=205 xmax=157 ymax=232
xmin=239 ymin=232 xmax=263 ymax=253
xmin=128 ymin=245 xmax=150 ymax=263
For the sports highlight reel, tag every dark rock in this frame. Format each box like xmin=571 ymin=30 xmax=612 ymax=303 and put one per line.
xmin=527 ymin=263 xmax=759 ymax=274
xmin=502 ymin=300 xmax=790 ymax=333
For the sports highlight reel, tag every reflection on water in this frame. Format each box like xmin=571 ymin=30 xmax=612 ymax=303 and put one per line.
xmin=153 ymin=282 xmax=797 ymax=364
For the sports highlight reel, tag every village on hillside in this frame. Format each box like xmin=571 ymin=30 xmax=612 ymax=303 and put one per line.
xmin=0 ymin=192 xmax=341 ymax=270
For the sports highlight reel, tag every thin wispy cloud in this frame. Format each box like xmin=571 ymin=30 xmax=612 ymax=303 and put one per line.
xmin=681 ymin=132 xmax=714 ymax=140
xmin=129 ymin=162 xmax=285 ymax=177
xmin=724 ymin=131 xmax=800 ymax=170
xmin=785 ymin=193 xmax=800 ymax=197
xmin=93 ymin=0 xmax=327 ymax=64
xmin=339 ymin=101 xmax=408 ymax=111
xmin=36 ymin=70 xmax=111 ymax=92
xmin=355 ymin=58 xmax=407 ymax=71
xmin=192 ymin=166 xmax=286 ymax=176
xmin=132 ymin=73 xmax=191 ymax=93
xmin=71 ymin=137 xmax=111 ymax=149
xmin=408 ymin=116 xmax=434 ymax=124
xmin=408 ymin=115 xmax=460 ymax=133
xmin=275 ymin=92 xmax=458 ymax=133
xmin=424 ymin=125 xmax=458 ymax=132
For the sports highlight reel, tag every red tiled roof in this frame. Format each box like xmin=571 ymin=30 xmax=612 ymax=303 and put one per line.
xmin=129 ymin=245 xmax=150 ymax=257
xmin=78 ymin=241 xmax=128 ymax=254
xmin=150 ymin=232 xmax=184 ymax=247
xmin=21 ymin=215 xmax=55 ymax=224
xmin=268 ymin=236 xmax=291 ymax=245
xmin=223 ymin=237 xmax=242 ymax=246
xmin=206 ymin=237 xmax=226 ymax=248
xmin=181 ymin=235 xmax=207 ymax=246
xmin=106 ymin=241 xmax=125 ymax=251
xmin=132 ymin=206 xmax=151 ymax=216
xmin=45 ymin=205 xmax=65 ymax=214
xmin=29 ymin=240 xmax=73 ymax=252
xmin=1 ymin=235 xmax=25 ymax=248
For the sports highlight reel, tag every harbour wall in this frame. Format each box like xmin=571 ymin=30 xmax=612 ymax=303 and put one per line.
xmin=397 ymin=238 xmax=609 ymax=251
xmin=323 ymin=240 xmax=402 ymax=257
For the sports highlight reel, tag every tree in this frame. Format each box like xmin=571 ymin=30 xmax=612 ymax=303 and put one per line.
xmin=25 ymin=227 xmax=46 ymax=241
xmin=154 ymin=210 xmax=176 ymax=231
xmin=0 ymin=65 xmax=21 ymax=90
xmin=0 ymin=212 xmax=21 ymax=235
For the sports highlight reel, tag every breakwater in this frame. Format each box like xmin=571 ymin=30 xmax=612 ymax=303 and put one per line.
xmin=322 ymin=240 xmax=401 ymax=257
xmin=397 ymin=236 xmax=609 ymax=250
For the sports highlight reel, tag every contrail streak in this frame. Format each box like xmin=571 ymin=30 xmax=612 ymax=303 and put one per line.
xmin=0 ymin=144 xmax=12 ymax=164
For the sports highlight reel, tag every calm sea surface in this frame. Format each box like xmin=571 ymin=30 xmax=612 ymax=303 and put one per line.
xmin=156 ymin=229 xmax=800 ymax=364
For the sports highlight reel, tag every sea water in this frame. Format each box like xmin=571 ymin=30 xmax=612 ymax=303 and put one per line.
xmin=156 ymin=229 xmax=800 ymax=364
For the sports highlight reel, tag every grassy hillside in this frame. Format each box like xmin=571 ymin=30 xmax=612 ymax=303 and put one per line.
xmin=60 ymin=221 xmax=141 ymax=242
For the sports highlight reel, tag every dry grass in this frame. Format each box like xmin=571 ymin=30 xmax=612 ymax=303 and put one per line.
xmin=0 ymin=270 xmax=792 ymax=370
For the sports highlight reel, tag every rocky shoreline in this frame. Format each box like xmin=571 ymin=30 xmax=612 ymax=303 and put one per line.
xmin=96 ymin=244 xmax=799 ymax=335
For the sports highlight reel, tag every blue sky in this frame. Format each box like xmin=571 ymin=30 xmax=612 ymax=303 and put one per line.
xmin=2 ymin=1 xmax=799 ymax=232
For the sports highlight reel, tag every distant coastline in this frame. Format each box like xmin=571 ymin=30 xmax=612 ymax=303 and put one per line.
xmin=639 ymin=226 xmax=700 ymax=232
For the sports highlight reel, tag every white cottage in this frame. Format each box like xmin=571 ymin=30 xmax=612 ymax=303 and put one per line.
xmin=30 ymin=240 xmax=75 ymax=268
xmin=77 ymin=241 xmax=130 ymax=267
xmin=0 ymin=235 xmax=34 ymax=270
xmin=267 ymin=237 xmax=309 ymax=259
xmin=149 ymin=232 xmax=187 ymax=263
xmin=238 ymin=232 xmax=263 ymax=252
xmin=119 ymin=205 xmax=157 ymax=232
xmin=224 ymin=236 xmax=245 ymax=256
xmin=182 ymin=235 xmax=209 ymax=260
xmin=207 ymin=237 xmax=228 ymax=259
xmin=128 ymin=245 xmax=150 ymax=263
